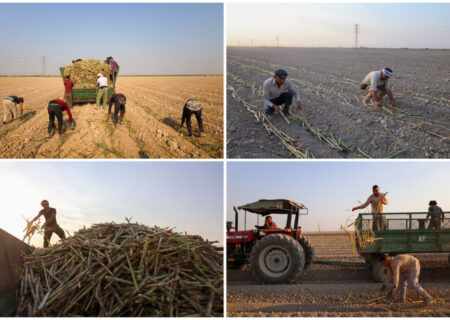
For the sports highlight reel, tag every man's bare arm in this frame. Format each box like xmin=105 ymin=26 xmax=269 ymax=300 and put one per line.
xmin=352 ymin=197 xmax=371 ymax=211
xmin=30 ymin=212 xmax=42 ymax=223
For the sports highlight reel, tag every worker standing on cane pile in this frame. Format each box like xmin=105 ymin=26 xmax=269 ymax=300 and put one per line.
xmin=352 ymin=185 xmax=388 ymax=231
xmin=263 ymin=69 xmax=302 ymax=116
xmin=381 ymin=254 xmax=433 ymax=304
xmin=360 ymin=67 xmax=396 ymax=110
xmin=426 ymin=200 xmax=445 ymax=230
xmin=180 ymin=97 xmax=204 ymax=137
xmin=2 ymin=95 xmax=24 ymax=124
xmin=47 ymin=98 xmax=74 ymax=137
xmin=30 ymin=200 xmax=66 ymax=248
xmin=63 ymin=76 xmax=74 ymax=108
xmin=106 ymin=57 xmax=119 ymax=88
xmin=96 ymin=73 xmax=109 ymax=109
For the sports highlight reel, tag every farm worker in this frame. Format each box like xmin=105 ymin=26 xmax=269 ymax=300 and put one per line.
xmin=263 ymin=69 xmax=302 ymax=116
xmin=106 ymin=57 xmax=119 ymax=88
xmin=180 ymin=97 xmax=204 ymax=137
xmin=30 ymin=200 xmax=66 ymax=248
xmin=263 ymin=216 xmax=278 ymax=229
xmin=352 ymin=185 xmax=388 ymax=231
xmin=47 ymin=98 xmax=74 ymax=136
xmin=2 ymin=96 xmax=24 ymax=124
xmin=63 ymin=76 xmax=74 ymax=108
xmin=426 ymin=200 xmax=445 ymax=230
xmin=360 ymin=67 xmax=396 ymax=109
xmin=108 ymin=93 xmax=126 ymax=125
xmin=382 ymin=254 xmax=433 ymax=304
xmin=96 ymin=73 xmax=109 ymax=109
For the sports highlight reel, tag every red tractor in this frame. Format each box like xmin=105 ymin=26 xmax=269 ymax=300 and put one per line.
xmin=227 ymin=199 xmax=314 ymax=284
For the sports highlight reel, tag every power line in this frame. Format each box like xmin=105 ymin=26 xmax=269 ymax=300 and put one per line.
xmin=354 ymin=24 xmax=359 ymax=48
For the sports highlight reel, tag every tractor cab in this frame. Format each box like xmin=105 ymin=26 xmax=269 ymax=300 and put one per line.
xmin=227 ymin=199 xmax=314 ymax=284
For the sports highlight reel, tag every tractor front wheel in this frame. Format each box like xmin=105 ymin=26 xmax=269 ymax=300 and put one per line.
xmin=249 ymin=233 xmax=305 ymax=284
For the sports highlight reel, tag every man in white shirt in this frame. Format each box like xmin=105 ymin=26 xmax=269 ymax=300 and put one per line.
xmin=360 ymin=67 xmax=396 ymax=109
xmin=263 ymin=69 xmax=302 ymax=116
xmin=352 ymin=184 xmax=388 ymax=231
xmin=96 ymin=73 xmax=109 ymax=109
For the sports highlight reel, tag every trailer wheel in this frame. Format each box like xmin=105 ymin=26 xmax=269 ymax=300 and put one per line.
xmin=371 ymin=259 xmax=392 ymax=283
xmin=299 ymin=237 xmax=314 ymax=269
xmin=250 ymin=233 xmax=305 ymax=284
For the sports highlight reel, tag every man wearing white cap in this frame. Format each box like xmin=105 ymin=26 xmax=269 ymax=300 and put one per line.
xmin=360 ymin=67 xmax=396 ymax=109
xmin=96 ymin=73 xmax=109 ymax=109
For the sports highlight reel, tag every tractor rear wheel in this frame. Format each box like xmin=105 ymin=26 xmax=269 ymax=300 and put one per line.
xmin=299 ymin=237 xmax=314 ymax=269
xmin=371 ymin=259 xmax=392 ymax=283
xmin=249 ymin=233 xmax=305 ymax=284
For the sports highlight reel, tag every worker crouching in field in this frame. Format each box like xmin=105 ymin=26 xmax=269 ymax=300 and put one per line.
xmin=360 ymin=67 xmax=396 ymax=109
xmin=180 ymin=98 xmax=204 ymax=137
xmin=2 ymin=95 xmax=24 ymax=124
xmin=263 ymin=69 xmax=302 ymax=116
xmin=47 ymin=98 xmax=75 ymax=136
xmin=30 ymin=200 xmax=66 ymax=248
xmin=427 ymin=200 xmax=445 ymax=230
xmin=381 ymin=254 xmax=433 ymax=304
xmin=96 ymin=73 xmax=109 ymax=109
xmin=108 ymin=93 xmax=126 ymax=125
xmin=63 ymin=76 xmax=74 ymax=108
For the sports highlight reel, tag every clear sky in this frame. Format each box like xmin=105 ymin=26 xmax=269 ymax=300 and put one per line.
xmin=228 ymin=3 xmax=450 ymax=48
xmin=1 ymin=161 xmax=223 ymax=247
xmin=0 ymin=3 xmax=223 ymax=75
xmin=227 ymin=161 xmax=450 ymax=232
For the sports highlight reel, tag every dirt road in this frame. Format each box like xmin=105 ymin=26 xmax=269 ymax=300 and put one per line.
xmin=227 ymin=48 xmax=450 ymax=159
xmin=0 ymin=76 xmax=223 ymax=158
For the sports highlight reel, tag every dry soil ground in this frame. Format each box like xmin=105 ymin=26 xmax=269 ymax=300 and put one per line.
xmin=227 ymin=48 xmax=450 ymax=158
xmin=227 ymin=232 xmax=450 ymax=316
xmin=0 ymin=76 xmax=223 ymax=158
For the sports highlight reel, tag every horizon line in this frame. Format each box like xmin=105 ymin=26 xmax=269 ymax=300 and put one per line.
xmin=227 ymin=45 xmax=450 ymax=50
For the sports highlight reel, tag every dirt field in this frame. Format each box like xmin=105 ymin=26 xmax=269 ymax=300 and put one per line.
xmin=227 ymin=47 xmax=450 ymax=158
xmin=227 ymin=232 xmax=450 ymax=316
xmin=0 ymin=76 xmax=223 ymax=158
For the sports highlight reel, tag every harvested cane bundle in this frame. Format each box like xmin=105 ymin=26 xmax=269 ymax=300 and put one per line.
xmin=17 ymin=222 xmax=223 ymax=317
xmin=63 ymin=59 xmax=111 ymax=89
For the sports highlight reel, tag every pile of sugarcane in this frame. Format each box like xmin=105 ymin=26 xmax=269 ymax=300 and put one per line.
xmin=17 ymin=222 xmax=223 ymax=317
xmin=63 ymin=59 xmax=111 ymax=89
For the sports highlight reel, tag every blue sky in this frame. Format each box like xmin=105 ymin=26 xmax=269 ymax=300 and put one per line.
xmin=228 ymin=3 xmax=450 ymax=48
xmin=228 ymin=161 xmax=450 ymax=231
xmin=1 ymin=161 xmax=223 ymax=246
xmin=0 ymin=3 xmax=223 ymax=75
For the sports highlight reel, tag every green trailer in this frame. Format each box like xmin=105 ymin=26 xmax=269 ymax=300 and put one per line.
xmin=59 ymin=67 xmax=116 ymax=104
xmin=354 ymin=211 xmax=450 ymax=282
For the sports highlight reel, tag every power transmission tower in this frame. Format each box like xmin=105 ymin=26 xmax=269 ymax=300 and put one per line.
xmin=354 ymin=24 xmax=359 ymax=48
xmin=276 ymin=36 xmax=280 ymax=48
xmin=42 ymin=56 xmax=46 ymax=76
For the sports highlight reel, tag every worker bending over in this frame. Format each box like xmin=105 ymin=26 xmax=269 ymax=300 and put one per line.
xmin=109 ymin=93 xmax=126 ymax=125
xmin=263 ymin=69 xmax=302 ymax=116
xmin=2 ymin=95 xmax=24 ymax=124
xmin=30 ymin=200 xmax=66 ymax=248
xmin=360 ymin=67 xmax=396 ymax=109
xmin=47 ymin=98 xmax=74 ymax=136
xmin=382 ymin=254 xmax=433 ymax=304
xmin=181 ymin=98 xmax=204 ymax=137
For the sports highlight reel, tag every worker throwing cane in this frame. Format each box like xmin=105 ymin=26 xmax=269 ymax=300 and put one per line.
xmin=263 ymin=69 xmax=302 ymax=116
xmin=30 ymin=200 xmax=66 ymax=248
xmin=352 ymin=185 xmax=388 ymax=231
xmin=360 ymin=67 xmax=396 ymax=109
xmin=382 ymin=254 xmax=433 ymax=304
